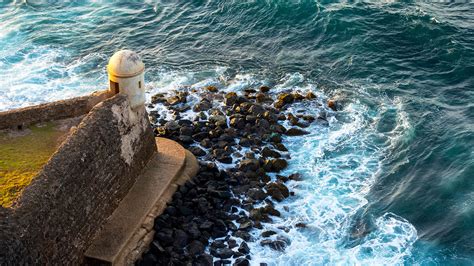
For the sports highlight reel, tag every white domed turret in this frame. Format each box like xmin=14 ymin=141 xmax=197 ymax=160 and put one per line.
xmin=107 ymin=50 xmax=145 ymax=109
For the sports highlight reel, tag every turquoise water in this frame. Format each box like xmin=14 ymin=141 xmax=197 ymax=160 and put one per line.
xmin=1 ymin=1 xmax=473 ymax=265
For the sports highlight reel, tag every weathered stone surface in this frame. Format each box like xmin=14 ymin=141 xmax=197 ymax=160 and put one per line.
xmin=0 ymin=90 xmax=114 ymax=130
xmin=1 ymin=95 xmax=156 ymax=265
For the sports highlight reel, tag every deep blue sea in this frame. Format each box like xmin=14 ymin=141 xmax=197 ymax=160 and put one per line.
xmin=1 ymin=1 xmax=473 ymax=265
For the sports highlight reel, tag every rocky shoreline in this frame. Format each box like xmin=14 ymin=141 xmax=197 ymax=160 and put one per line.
xmin=136 ymin=85 xmax=336 ymax=266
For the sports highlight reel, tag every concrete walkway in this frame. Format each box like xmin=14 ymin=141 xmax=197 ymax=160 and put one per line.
xmin=85 ymin=138 xmax=199 ymax=265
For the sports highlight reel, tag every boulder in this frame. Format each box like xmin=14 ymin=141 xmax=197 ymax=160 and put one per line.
xmin=265 ymin=182 xmax=290 ymax=202
xmin=285 ymin=127 xmax=309 ymax=136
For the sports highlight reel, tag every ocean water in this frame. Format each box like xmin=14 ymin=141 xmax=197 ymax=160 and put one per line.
xmin=1 ymin=1 xmax=473 ymax=265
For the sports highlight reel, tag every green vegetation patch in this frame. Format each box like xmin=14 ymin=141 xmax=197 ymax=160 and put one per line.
xmin=0 ymin=123 xmax=65 ymax=208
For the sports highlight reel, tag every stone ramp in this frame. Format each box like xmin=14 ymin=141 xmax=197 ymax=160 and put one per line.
xmin=84 ymin=137 xmax=199 ymax=265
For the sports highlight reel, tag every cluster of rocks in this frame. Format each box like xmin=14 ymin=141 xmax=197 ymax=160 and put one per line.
xmin=137 ymin=85 xmax=335 ymax=266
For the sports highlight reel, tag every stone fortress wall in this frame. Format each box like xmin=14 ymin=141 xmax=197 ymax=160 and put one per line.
xmin=0 ymin=50 xmax=198 ymax=265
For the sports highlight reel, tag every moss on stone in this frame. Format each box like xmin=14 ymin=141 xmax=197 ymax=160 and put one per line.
xmin=0 ymin=123 xmax=65 ymax=207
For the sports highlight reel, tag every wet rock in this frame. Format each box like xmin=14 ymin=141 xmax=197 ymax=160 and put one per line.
xmin=186 ymin=240 xmax=205 ymax=256
xmin=194 ymin=99 xmax=213 ymax=112
xmin=247 ymin=188 xmax=267 ymax=201
xmin=225 ymin=92 xmax=238 ymax=106
xmin=210 ymin=115 xmax=227 ymax=125
xmin=167 ymin=96 xmax=181 ymax=106
xmin=227 ymin=238 xmax=238 ymax=249
xmin=264 ymin=158 xmax=288 ymax=172
xmin=196 ymin=254 xmax=213 ymax=266
xmin=173 ymin=229 xmax=189 ymax=248
xmin=273 ymin=143 xmax=288 ymax=152
xmin=289 ymin=173 xmax=302 ymax=181
xmin=189 ymin=146 xmax=207 ymax=157
xmin=165 ymin=121 xmax=180 ymax=131
xmin=268 ymin=133 xmax=282 ymax=144
xmin=156 ymin=229 xmax=174 ymax=246
xmin=234 ymin=230 xmax=252 ymax=241
xmin=210 ymin=247 xmax=234 ymax=259
xmin=287 ymin=113 xmax=299 ymax=125
xmin=260 ymin=239 xmax=287 ymax=251
xmin=295 ymin=222 xmax=307 ymax=228
xmin=238 ymin=159 xmax=260 ymax=172
xmin=179 ymin=135 xmax=194 ymax=144
xmin=259 ymin=86 xmax=270 ymax=93
xmin=263 ymin=205 xmax=281 ymax=217
xmin=265 ymin=182 xmax=290 ymax=202
xmin=306 ymin=91 xmax=316 ymax=99
xmin=248 ymin=105 xmax=265 ymax=116
xmin=238 ymin=242 xmax=250 ymax=254
xmin=328 ymin=99 xmax=337 ymax=111
xmin=273 ymin=100 xmax=285 ymax=109
xmin=234 ymin=258 xmax=250 ymax=266
xmin=206 ymin=86 xmax=219 ymax=93
xmin=261 ymin=230 xmax=277 ymax=237
xmin=261 ymin=147 xmax=281 ymax=158
xmin=286 ymin=127 xmax=309 ymax=136
xmin=277 ymin=93 xmax=294 ymax=104
xmin=151 ymin=93 xmax=166 ymax=104
xmin=230 ymin=117 xmax=246 ymax=129
xmin=255 ymin=93 xmax=266 ymax=103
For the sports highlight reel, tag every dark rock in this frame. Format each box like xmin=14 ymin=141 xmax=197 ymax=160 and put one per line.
xmin=206 ymin=86 xmax=219 ymax=92
xmin=306 ymin=91 xmax=316 ymax=99
xmin=261 ymin=230 xmax=277 ymax=237
xmin=268 ymin=133 xmax=282 ymax=144
xmin=247 ymin=188 xmax=267 ymax=201
xmin=179 ymin=205 xmax=193 ymax=216
xmin=265 ymin=182 xmax=290 ymax=202
xmin=150 ymin=240 xmax=165 ymax=254
xmin=227 ymin=238 xmax=238 ymax=249
xmin=238 ymin=159 xmax=259 ymax=172
xmin=238 ymin=242 xmax=250 ymax=254
xmin=184 ymin=222 xmax=201 ymax=239
xmin=265 ymin=158 xmax=288 ymax=172
xmin=189 ymin=146 xmax=207 ymax=157
xmin=239 ymin=220 xmax=253 ymax=231
xmin=225 ymin=92 xmax=238 ymax=106
xmin=186 ymin=240 xmax=205 ymax=256
xmin=193 ymin=100 xmax=213 ymax=112
xmin=286 ymin=127 xmax=309 ymax=136
xmin=234 ymin=230 xmax=252 ymax=241
xmin=263 ymin=205 xmax=281 ymax=217
xmin=173 ymin=229 xmax=189 ymax=247
xmin=273 ymin=143 xmax=288 ymax=152
xmin=216 ymin=155 xmax=233 ymax=164
xmin=210 ymin=247 xmax=234 ymax=259
xmin=234 ymin=258 xmax=250 ymax=266
xmin=141 ymin=253 xmax=158 ymax=265
xmin=289 ymin=173 xmax=302 ymax=181
xmin=273 ymin=100 xmax=285 ymax=109
xmin=164 ymin=121 xmax=180 ymax=131
xmin=278 ymin=93 xmax=294 ymax=104
xmin=260 ymin=86 xmax=270 ymax=93
xmin=195 ymin=254 xmax=213 ymax=266
xmin=260 ymin=239 xmax=287 ymax=251
xmin=256 ymin=93 xmax=266 ymax=103
xmin=248 ymin=105 xmax=265 ymax=115
xmin=167 ymin=96 xmax=181 ymax=105
xmin=211 ymin=240 xmax=227 ymax=249
xmin=261 ymin=147 xmax=281 ymax=158
xmin=328 ymin=99 xmax=337 ymax=111
xmin=179 ymin=135 xmax=194 ymax=144
xmin=295 ymin=222 xmax=307 ymax=228
xmin=199 ymin=221 xmax=214 ymax=231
